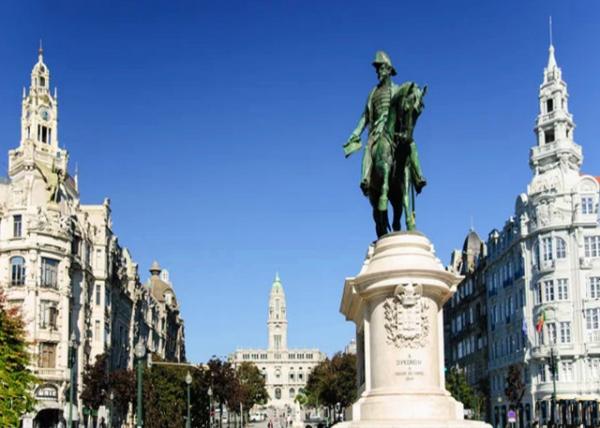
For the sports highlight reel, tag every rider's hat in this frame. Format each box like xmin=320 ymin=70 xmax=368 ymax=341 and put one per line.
xmin=372 ymin=51 xmax=397 ymax=76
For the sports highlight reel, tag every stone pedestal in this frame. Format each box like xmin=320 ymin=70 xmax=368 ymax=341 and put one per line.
xmin=339 ymin=232 xmax=490 ymax=428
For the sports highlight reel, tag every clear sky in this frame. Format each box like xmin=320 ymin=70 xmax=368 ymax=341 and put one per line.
xmin=1 ymin=1 xmax=599 ymax=363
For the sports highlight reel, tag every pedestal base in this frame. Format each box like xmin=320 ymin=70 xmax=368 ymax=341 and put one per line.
xmin=340 ymin=232 xmax=491 ymax=428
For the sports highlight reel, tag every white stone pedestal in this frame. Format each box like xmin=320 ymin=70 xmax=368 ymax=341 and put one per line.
xmin=339 ymin=232 xmax=490 ymax=428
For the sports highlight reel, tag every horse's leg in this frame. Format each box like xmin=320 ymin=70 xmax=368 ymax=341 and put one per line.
xmin=404 ymin=164 xmax=416 ymax=231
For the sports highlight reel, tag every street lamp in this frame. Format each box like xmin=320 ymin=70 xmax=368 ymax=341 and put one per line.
xmin=68 ymin=332 xmax=78 ymax=428
xmin=208 ymin=386 xmax=213 ymax=428
xmin=186 ymin=371 xmax=192 ymax=428
xmin=134 ymin=339 xmax=146 ymax=428
xmin=109 ymin=391 xmax=114 ymax=428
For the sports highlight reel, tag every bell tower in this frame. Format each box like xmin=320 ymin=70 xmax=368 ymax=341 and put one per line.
xmin=529 ymin=41 xmax=581 ymax=177
xmin=267 ymin=273 xmax=288 ymax=351
xmin=9 ymin=44 xmax=68 ymax=178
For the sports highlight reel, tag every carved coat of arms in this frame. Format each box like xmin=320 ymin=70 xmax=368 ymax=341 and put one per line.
xmin=383 ymin=283 xmax=430 ymax=348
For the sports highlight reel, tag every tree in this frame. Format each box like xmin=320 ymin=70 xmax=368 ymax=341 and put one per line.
xmin=108 ymin=368 xmax=135 ymax=424
xmin=445 ymin=367 xmax=479 ymax=418
xmin=504 ymin=364 xmax=525 ymax=407
xmin=236 ymin=362 xmax=268 ymax=412
xmin=207 ymin=357 xmax=238 ymax=427
xmin=143 ymin=358 xmax=187 ymax=428
xmin=0 ymin=289 xmax=37 ymax=427
xmin=81 ymin=353 xmax=109 ymax=411
xmin=305 ymin=352 xmax=357 ymax=411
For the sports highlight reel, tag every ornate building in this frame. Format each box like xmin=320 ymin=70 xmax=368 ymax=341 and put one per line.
xmin=446 ymin=230 xmax=491 ymax=420
xmin=451 ymin=42 xmax=600 ymax=427
xmin=230 ymin=274 xmax=326 ymax=410
xmin=0 ymin=48 xmax=186 ymax=427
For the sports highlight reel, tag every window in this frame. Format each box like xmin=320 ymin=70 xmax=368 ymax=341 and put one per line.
xmin=13 ymin=215 xmax=22 ymax=238
xmin=37 ymin=125 xmax=50 ymax=143
xmin=556 ymin=238 xmax=566 ymax=259
xmin=589 ymin=277 xmax=600 ymax=299
xmin=289 ymin=388 xmax=295 ymax=399
xmin=95 ymin=320 xmax=100 ymax=340
xmin=560 ymin=322 xmax=571 ymax=343
xmin=544 ymin=280 xmax=555 ymax=302
xmin=539 ymin=363 xmax=547 ymax=383
xmin=582 ymin=197 xmax=595 ymax=215
xmin=95 ymin=284 xmax=101 ymax=305
xmin=41 ymin=257 xmax=59 ymax=288
xmin=39 ymin=343 xmax=57 ymax=368
xmin=586 ymin=308 xmax=600 ymax=330
xmin=545 ymin=129 xmax=555 ymax=143
xmin=535 ymin=283 xmax=543 ymax=304
xmin=274 ymin=335 xmax=281 ymax=350
xmin=547 ymin=323 xmax=557 ymax=344
xmin=275 ymin=388 xmax=281 ymax=400
xmin=561 ymin=361 xmax=574 ymax=381
xmin=546 ymin=98 xmax=554 ymax=113
xmin=11 ymin=256 xmax=26 ymax=286
xmin=289 ymin=372 xmax=295 ymax=381
xmin=584 ymin=236 xmax=600 ymax=258
xmin=557 ymin=279 xmax=569 ymax=301
xmin=39 ymin=301 xmax=58 ymax=330
xmin=40 ymin=76 xmax=46 ymax=87
xmin=542 ymin=237 xmax=553 ymax=262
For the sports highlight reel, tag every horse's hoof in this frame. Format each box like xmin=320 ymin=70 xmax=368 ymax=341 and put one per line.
xmin=415 ymin=178 xmax=427 ymax=194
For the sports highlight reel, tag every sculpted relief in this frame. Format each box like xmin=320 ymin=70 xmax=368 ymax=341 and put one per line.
xmin=384 ymin=283 xmax=430 ymax=348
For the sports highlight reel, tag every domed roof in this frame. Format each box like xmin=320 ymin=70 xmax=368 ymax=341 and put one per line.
xmin=147 ymin=261 xmax=176 ymax=304
xmin=462 ymin=229 xmax=482 ymax=257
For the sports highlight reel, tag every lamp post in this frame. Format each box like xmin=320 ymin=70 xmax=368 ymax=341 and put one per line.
xmin=134 ymin=339 xmax=146 ymax=428
xmin=549 ymin=347 xmax=558 ymax=427
xmin=109 ymin=391 xmax=114 ymax=428
xmin=208 ymin=386 xmax=213 ymax=428
xmin=68 ymin=332 xmax=77 ymax=428
xmin=185 ymin=371 xmax=192 ymax=428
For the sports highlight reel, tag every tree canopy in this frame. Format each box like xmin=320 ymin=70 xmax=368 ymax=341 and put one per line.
xmin=304 ymin=352 xmax=357 ymax=409
xmin=504 ymin=363 xmax=525 ymax=406
xmin=0 ymin=290 xmax=37 ymax=427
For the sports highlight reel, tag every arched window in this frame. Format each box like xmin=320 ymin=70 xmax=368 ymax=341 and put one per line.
xmin=275 ymin=388 xmax=281 ymax=400
xmin=556 ymin=237 xmax=567 ymax=259
xmin=11 ymin=256 xmax=26 ymax=286
xmin=289 ymin=388 xmax=295 ymax=398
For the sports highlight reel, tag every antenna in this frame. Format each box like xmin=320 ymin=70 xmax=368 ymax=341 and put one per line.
xmin=549 ymin=16 xmax=553 ymax=46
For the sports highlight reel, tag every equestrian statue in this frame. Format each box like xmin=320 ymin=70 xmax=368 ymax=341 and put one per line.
xmin=344 ymin=51 xmax=427 ymax=238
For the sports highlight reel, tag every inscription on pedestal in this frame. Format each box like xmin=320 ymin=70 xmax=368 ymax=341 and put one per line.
xmin=394 ymin=355 xmax=425 ymax=381
xmin=384 ymin=283 xmax=430 ymax=348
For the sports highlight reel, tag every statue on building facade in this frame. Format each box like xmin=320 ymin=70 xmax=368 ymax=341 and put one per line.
xmin=344 ymin=51 xmax=427 ymax=237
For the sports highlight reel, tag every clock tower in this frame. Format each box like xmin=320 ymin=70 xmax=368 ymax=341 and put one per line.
xmin=9 ymin=45 xmax=68 ymax=180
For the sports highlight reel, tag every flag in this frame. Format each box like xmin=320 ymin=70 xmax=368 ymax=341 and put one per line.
xmin=536 ymin=311 xmax=545 ymax=333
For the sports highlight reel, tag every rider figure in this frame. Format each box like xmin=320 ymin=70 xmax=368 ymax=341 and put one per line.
xmin=344 ymin=51 xmax=426 ymax=202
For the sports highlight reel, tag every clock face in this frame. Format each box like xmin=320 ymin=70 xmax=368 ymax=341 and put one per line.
xmin=39 ymin=108 xmax=51 ymax=121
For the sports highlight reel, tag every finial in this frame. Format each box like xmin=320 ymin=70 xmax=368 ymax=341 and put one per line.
xmin=275 ymin=271 xmax=280 ymax=282
xmin=38 ymin=39 xmax=44 ymax=59
xmin=549 ymin=16 xmax=553 ymax=47
xmin=22 ymin=87 xmax=26 ymax=99
xmin=54 ymin=87 xmax=58 ymax=99
xmin=470 ymin=216 xmax=474 ymax=232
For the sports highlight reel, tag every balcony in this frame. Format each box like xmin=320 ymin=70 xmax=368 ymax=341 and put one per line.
xmin=35 ymin=367 xmax=67 ymax=381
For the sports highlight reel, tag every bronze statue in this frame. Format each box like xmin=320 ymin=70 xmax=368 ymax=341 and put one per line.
xmin=344 ymin=51 xmax=427 ymax=238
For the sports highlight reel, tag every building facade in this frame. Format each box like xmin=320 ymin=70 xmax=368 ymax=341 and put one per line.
xmin=230 ymin=274 xmax=326 ymax=410
xmin=446 ymin=230 xmax=491 ymax=420
xmin=449 ymin=43 xmax=600 ymax=428
xmin=0 ymin=49 xmax=185 ymax=427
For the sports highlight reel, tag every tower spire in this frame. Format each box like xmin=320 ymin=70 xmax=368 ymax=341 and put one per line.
xmin=38 ymin=39 xmax=43 ymax=61
xmin=547 ymin=17 xmax=557 ymax=70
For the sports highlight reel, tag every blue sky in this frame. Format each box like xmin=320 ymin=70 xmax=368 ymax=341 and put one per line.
xmin=1 ymin=1 xmax=599 ymax=362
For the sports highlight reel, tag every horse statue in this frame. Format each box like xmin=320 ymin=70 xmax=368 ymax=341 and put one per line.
xmin=344 ymin=51 xmax=427 ymax=238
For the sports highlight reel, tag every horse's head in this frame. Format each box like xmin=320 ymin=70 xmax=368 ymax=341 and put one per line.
xmin=404 ymin=83 xmax=427 ymax=114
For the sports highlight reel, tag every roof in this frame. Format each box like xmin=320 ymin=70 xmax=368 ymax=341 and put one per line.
xmin=147 ymin=261 xmax=176 ymax=304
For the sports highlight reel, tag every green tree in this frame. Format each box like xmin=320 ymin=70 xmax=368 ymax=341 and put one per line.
xmin=143 ymin=358 xmax=188 ymax=428
xmin=305 ymin=352 xmax=357 ymax=411
xmin=0 ymin=289 xmax=37 ymax=427
xmin=207 ymin=357 xmax=237 ymax=428
xmin=445 ymin=367 xmax=479 ymax=418
xmin=236 ymin=362 xmax=268 ymax=414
